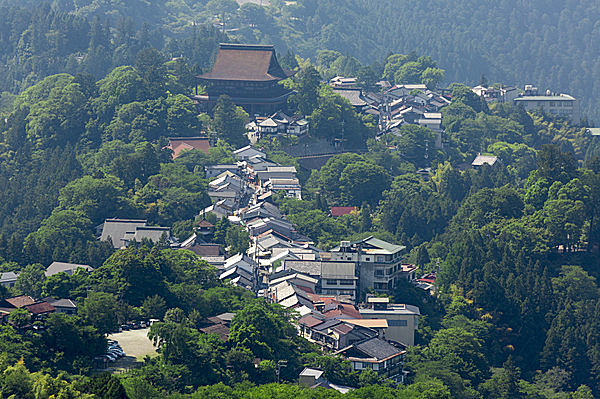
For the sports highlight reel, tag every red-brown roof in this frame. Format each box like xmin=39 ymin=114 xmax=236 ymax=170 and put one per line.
xmin=296 ymin=285 xmax=315 ymax=294
xmin=323 ymin=303 xmax=362 ymax=319
xmin=330 ymin=207 xmax=358 ymax=217
xmin=200 ymin=323 xmax=230 ymax=341
xmin=298 ymin=315 xmax=324 ymax=328
xmin=333 ymin=323 xmax=354 ymax=335
xmin=197 ymin=219 xmax=214 ymax=228
xmin=24 ymin=302 xmax=56 ymax=314
xmin=5 ymin=295 xmax=36 ymax=308
xmin=198 ymin=44 xmax=291 ymax=82
xmin=167 ymin=137 xmax=210 ymax=158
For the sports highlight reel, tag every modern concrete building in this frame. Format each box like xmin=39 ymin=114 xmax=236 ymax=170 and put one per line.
xmin=284 ymin=259 xmax=358 ymax=301
xmin=283 ymin=237 xmax=413 ymax=302
xmin=513 ymin=85 xmax=579 ymax=124
xmin=359 ymin=297 xmax=420 ymax=346
xmin=328 ymin=236 xmax=407 ymax=298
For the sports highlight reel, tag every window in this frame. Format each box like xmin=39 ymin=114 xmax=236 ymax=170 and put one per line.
xmin=389 ymin=319 xmax=408 ymax=327
xmin=375 ymin=269 xmax=384 ymax=277
xmin=377 ymin=256 xmax=384 ymax=262
xmin=325 ymin=279 xmax=338 ymax=285
xmin=339 ymin=279 xmax=354 ymax=286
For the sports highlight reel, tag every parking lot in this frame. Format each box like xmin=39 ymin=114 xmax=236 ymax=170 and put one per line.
xmin=107 ymin=327 xmax=158 ymax=368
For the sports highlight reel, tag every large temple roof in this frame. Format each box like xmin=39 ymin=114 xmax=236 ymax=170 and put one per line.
xmin=198 ymin=43 xmax=293 ymax=82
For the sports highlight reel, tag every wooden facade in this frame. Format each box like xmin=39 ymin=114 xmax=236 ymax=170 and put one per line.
xmin=194 ymin=43 xmax=294 ymax=115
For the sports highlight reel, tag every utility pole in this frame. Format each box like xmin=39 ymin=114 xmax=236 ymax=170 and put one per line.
xmin=356 ymin=241 xmax=362 ymax=303
xmin=276 ymin=360 xmax=287 ymax=383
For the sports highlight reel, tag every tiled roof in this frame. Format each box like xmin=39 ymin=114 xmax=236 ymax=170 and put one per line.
xmin=0 ymin=272 xmax=18 ymax=282
xmin=323 ymin=303 xmax=361 ymax=319
xmin=24 ymin=302 xmax=56 ymax=314
xmin=332 ymin=88 xmax=367 ymax=106
xmin=197 ymin=219 xmax=214 ymax=228
xmin=313 ymin=319 xmax=342 ymax=331
xmin=355 ymin=338 xmax=402 ymax=360
xmin=5 ymin=295 xmax=36 ymax=308
xmin=284 ymin=260 xmax=321 ymax=276
xmin=168 ymin=137 xmax=210 ymax=158
xmin=332 ymin=323 xmax=354 ymax=335
xmin=216 ymin=312 xmax=236 ymax=323
xmin=101 ymin=219 xmax=147 ymax=248
xmin=130 ymin=226 xmax=170 ymax=244
xmin=198 ymin=44 xmax=291 ymax=82
xmin=200 ymin=323 xmax=230 ymax=341
xmin=330 ymin=207 xmax=357 ymax=217
xmin=187 ymin=243 xmax=222 ymax=257
xmin=46 ymin=298 xmax=77 ymax=308
xmin=298 ymin=315 xmax=324 ymax=328
xmin=46 ymin=262 xmax=93 ymax=277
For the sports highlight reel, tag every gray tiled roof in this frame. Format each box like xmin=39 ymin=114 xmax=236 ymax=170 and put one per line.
xmin=46 ymin=262 xmax=93 ymax=277
xmin=131 ymin=226 xmax=170 ymax=243
xmin=313 ymin=319 xmax=342 ymax=331
xmin=101 ymin=219 xmax=147 ymax=248
xmin=0 ymin=272 xmax=18 ymax=283
xmin=332 ymin=88 xmax=367 ymax=106
xmin=355 ymin=338 xmax=402 ymax=360
xmin=284 ymin=260 xmax=321 ymax=276
xmin=46 ymin=298 xmax=77 ymax=308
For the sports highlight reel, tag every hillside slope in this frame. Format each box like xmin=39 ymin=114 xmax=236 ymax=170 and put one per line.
xmin=249 ymin=0 xmax=600 ymax=123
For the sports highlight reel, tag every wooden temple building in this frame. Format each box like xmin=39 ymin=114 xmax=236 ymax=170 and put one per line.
xmin=194 ymin=43 xmax=295 ymax=115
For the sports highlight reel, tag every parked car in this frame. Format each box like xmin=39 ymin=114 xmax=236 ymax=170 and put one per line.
xmin=108 ymin=350 xmax=124 ymax=357
xmin=120 ymin=324 xmax=130 ymax=331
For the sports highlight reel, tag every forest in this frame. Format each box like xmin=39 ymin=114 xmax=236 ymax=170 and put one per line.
xmin=0 ymin=1 xmax=599 ymax=398
xmin=1 ymin=0 xmax=600 ymax=122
